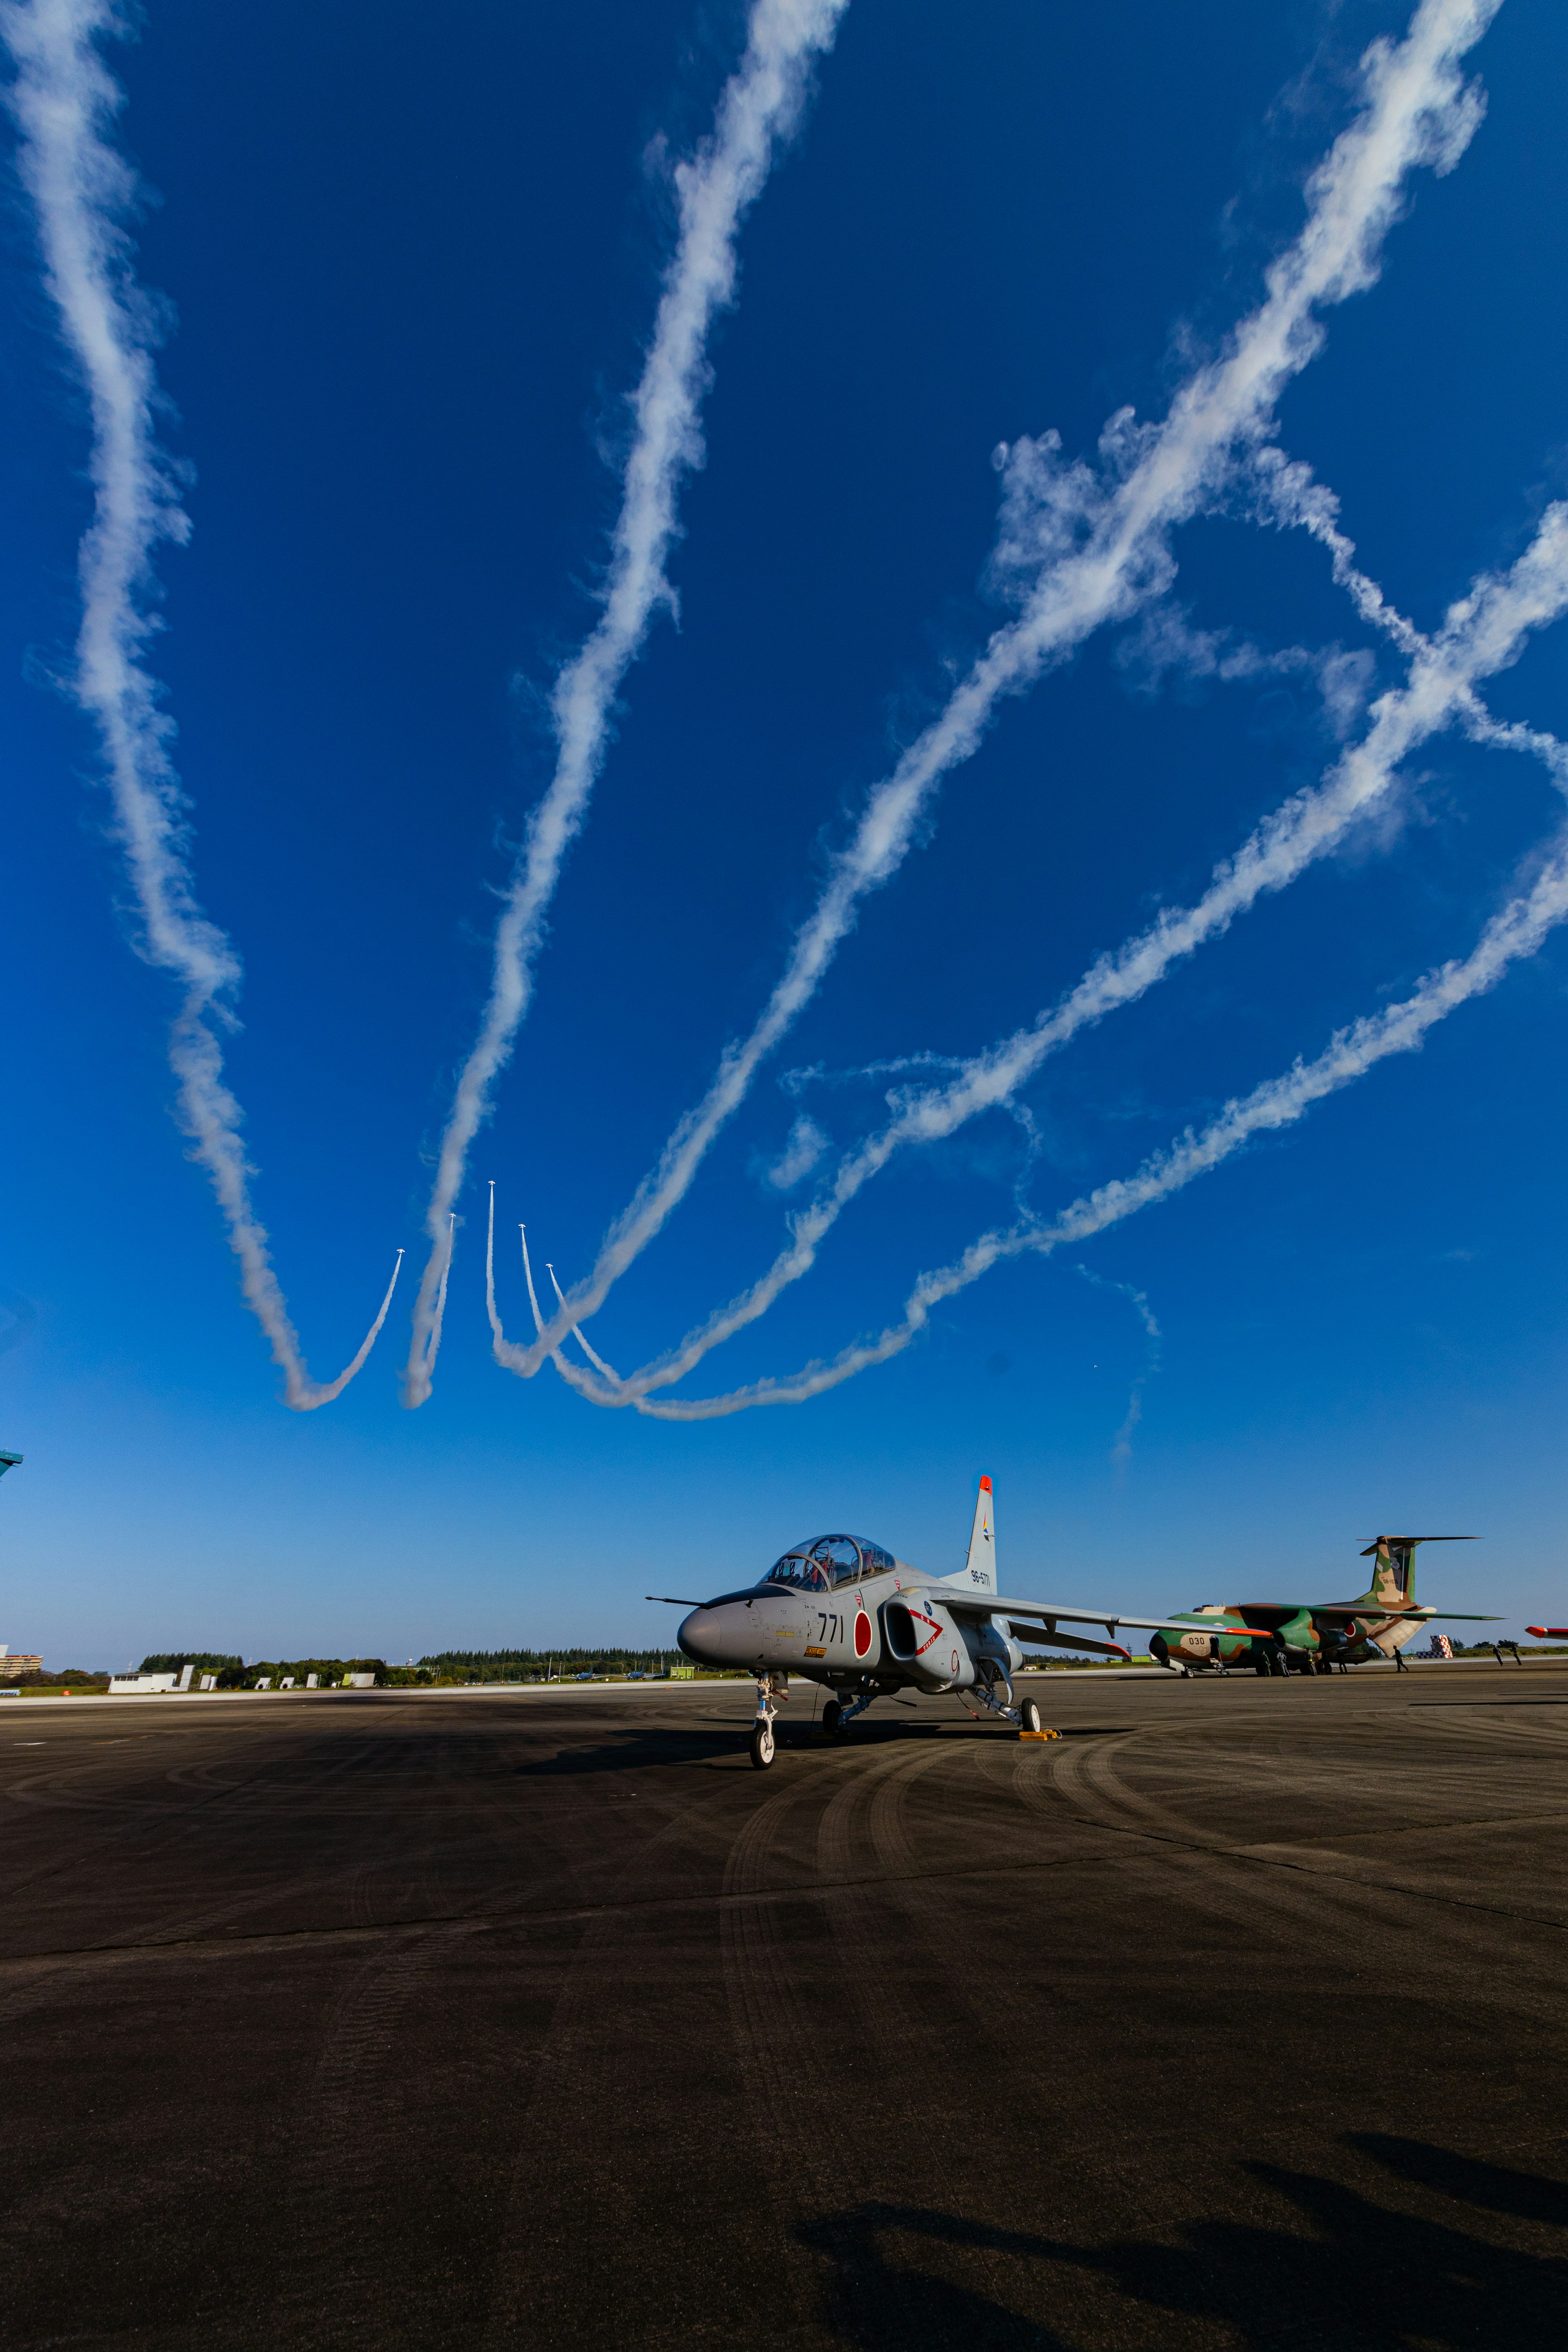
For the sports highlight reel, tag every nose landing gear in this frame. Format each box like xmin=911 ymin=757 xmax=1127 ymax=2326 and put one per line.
xmin=749 ymin=1673 xmax=788 ymax=1769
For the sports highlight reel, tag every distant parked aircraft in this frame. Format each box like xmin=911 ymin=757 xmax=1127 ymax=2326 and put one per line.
xmin=1148 ymin=1537 xmax=1497 ymax=1677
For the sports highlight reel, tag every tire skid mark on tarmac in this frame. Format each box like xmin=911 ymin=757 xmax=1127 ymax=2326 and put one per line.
xmin=268 ymin=1926 xmax=461 ymax=2348
xmin=1018 ymin=1716 xmax=1568 ymax=2007
xmin=1400 ymin=1708 xmax=1568 ymax=1754
xmin=821 ymin=1740 xmax=1000 ymax=2096
xmin=715 ymin=1740 xmax=986 ymax=2339
xmin=1077 ymin=1717 xmax=1568 ymax=1905
xmin=717 ymin=1765 xmax=847 ymax=2340
xmin=6 ymin=1788 xmax=1567 ymax=1990
xmin=1031 ymin=1714 xmax=1568 ymax=1863
xmin=0 ymin=1731 xmax=371 ymax=1920
xmin=479 ymin=1757 xmax=764 ymax=2346
xmin=1085 ymin=1758 xmax=1525 ymax=2028
xmin=1011 ymin=1731 xmax=1568 ymax=2039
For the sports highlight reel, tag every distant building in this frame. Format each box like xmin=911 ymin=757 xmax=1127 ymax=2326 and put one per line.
xmin=109 ymin=1672 xmax=180 ymax=1694
xmin=343 ymin=1672 xmax=375 ymax=1688
xmin=0 ymin=1648 xmax=42 ymax=1677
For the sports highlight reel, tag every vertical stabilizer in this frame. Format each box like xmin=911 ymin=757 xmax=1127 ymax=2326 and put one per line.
xmin=1353 ymin=1535 xmax=1474 ymax=1612
xmin=1358 ymin=1538 xmax=1418 ymax=1612
xmin=947 ymin=1475 xmax=997 ymax=1593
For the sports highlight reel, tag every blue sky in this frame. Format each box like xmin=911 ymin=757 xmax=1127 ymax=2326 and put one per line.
xmin=2 ymin=0 xmax=1566 ymax=1666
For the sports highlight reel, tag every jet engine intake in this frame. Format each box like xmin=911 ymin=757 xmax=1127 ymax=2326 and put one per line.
xmin=882 ymin=1599 xmax=973 ymax=1690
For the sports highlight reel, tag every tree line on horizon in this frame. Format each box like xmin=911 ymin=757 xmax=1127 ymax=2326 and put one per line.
xmin=126 ymin=1647 xmax=691 ymax=1687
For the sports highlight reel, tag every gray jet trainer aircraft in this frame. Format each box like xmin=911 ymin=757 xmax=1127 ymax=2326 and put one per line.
xmin=656 ymin=1477 xmax=1251 ymax=1767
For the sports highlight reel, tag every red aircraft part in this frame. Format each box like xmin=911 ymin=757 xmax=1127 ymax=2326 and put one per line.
xmin=1526 ymin=1626 xmax=1568 ymax=1639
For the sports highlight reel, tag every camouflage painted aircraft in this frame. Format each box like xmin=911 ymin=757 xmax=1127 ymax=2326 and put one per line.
xmin=654 ymin=1477 xmax=1253 ymax=1767
xmin=1148 ymin=1537 xmax=1497 ymax=1677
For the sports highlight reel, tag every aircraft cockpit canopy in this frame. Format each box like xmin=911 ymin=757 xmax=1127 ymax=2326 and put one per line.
xmin=763 ymin=1534 xmax=898 ymax=1592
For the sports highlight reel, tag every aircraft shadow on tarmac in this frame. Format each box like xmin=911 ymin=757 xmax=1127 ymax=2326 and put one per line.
xmin=506 ymin=1719 xmax=1136 ymax=1776
xmin=797 ymin=2137 xmax=1566 ymax=2349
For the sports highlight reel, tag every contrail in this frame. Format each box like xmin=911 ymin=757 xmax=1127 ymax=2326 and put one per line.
xmin=2 ymin=0 xmax=402 ymax=1408
xmin=499 ymin=493 xmax=1568 ymax=1405
xmin=627 ymin=817 xmax=1568 ymax=1418
xmin=497 ymin=0 xmax=1504 ymax=1382
xmin=1076 ymin=1265 xmax=1162 ymax=1469
xmin=404 ymin=0 xmax=851 ymax=1407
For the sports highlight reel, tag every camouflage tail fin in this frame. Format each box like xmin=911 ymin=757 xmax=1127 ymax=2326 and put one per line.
xmin=1354 ymin=1536 xmax=1474 ymax=1610
xmin=1356 ymin=1538 xmax=1420 ymax=1612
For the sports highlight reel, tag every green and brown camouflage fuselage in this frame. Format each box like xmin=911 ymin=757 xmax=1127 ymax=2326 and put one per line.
xmin=1147 ymin=1537 xmax=1495 ymax=1675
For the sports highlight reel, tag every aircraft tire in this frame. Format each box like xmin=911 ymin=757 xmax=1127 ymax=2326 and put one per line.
xmin=749 ymin=1723 xmax=776 ymax=1770
xmin=1019 ymin=1697 xmax=1043 ymax=1735
xmin=822 ymin=1699 xmax=842 ymax=1737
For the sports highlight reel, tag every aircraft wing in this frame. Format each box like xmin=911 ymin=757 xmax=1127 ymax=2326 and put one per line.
xmin=911 ymin=1589 xmax=1254 ymax=1638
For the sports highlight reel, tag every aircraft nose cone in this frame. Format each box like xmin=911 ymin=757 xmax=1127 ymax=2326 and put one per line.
xmin=678 ymin=1607 xmax=724 ymax=1666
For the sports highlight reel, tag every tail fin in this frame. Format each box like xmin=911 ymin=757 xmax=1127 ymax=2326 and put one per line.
xmin=1356 ymin=1538 xmax=1418 ymax=1612
xmin=947 ymin=1474 xmax=996 ymax=1594
xmin=1354 ymin=1535 xmax=1474 ymax=1610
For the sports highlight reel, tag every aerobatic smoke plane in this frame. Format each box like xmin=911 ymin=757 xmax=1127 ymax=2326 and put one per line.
xmin=655 ymin=1478 xmax=1252 ymax=1767
xmin=1148 ymin=1537 xmax=1496 ymax=1676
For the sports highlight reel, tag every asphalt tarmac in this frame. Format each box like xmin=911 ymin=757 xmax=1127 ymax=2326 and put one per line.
xmin=3 ymin=1667 xmax=1566 ymax=2350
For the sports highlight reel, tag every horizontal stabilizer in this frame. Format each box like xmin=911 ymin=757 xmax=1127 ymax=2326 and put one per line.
xmin=1358 ymin=1536 xmax=1475 ymax=1555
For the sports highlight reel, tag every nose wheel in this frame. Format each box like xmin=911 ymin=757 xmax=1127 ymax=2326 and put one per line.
xmin=749 ymin=1720 xmax=776 ymax=1769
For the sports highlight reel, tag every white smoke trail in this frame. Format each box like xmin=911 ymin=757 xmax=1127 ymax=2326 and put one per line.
xmin=1254 ymin=446 xmax=1568 ymax=794
xmin=1076 ymin=1265 xmax=1162 ymax=1468
xmin=502 ymin=495 xmax=1568 ymax=1405
xmin=404 ymin=0 xmax=851 ymax=1406
xmin=499 ymin=0 xmax=1503 ymax=1380
xmin=628 ymin=820 xmax=1568 ymax=1419
xmin=3 ymin=0 xmax=401 ymax=1407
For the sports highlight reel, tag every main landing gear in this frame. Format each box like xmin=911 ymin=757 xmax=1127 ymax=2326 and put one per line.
xmin=822 ymin=1689 xmax=876 ymax=1737
xmin=970 ymin=1666 xmax=1054 ymax=1737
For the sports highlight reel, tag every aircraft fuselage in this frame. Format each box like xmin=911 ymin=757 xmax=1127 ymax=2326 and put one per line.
xmin=678 ymin=1563 xmax=1003 ymax=1695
